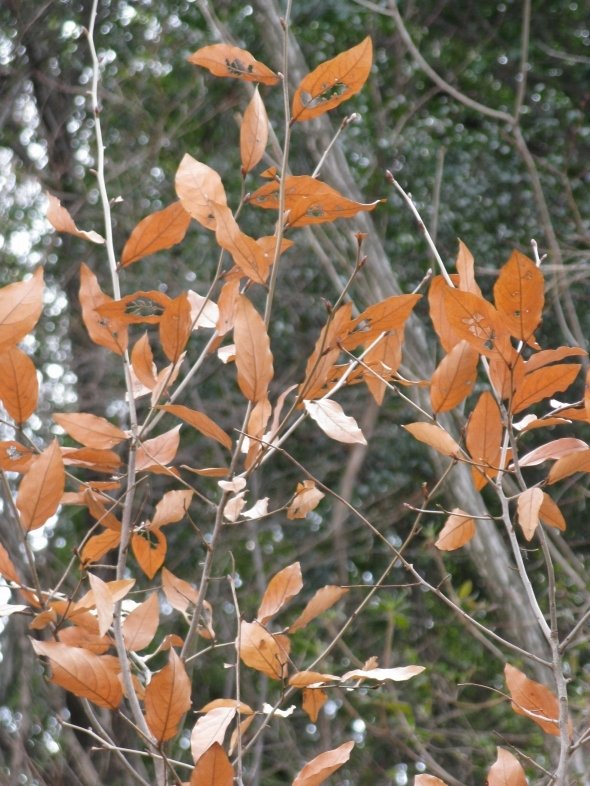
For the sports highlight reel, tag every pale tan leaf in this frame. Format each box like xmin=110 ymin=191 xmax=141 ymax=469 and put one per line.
xmin=340 ymin=666 xmax=425 ymax=683
xmin=504 ymin=663 xmax=559 ymax=736
xmin=0 ymin=267 xmax=44 ymax=352
xmin=239 ymin=620 xmax=289 ymax=680
xmin=87 ymin=573 xmax=114 ymax=638
xmin=159 ymin=404 xmax=232 ymax=451
xmin=487 ymin=747 xmax=528 ymax=786
xmin=241 ymin=87 xmax=269 ymax=174
xmin=289 ymin=586 xmax=348 ymax=633
xmin=123 ymin=593 xmax=159 ymax=651
xmin=191 ymin=707 xmax=237 ymax=763
xmin=46 ymin=193 xmax=104 ymax=244
xmin=17 ymin=440 xmax=65 ymax=532
xmin=175 ymin=154 xmax=228 ymax=231
xmin=289 ymin=672 xmax=338 ymax=688
xmin=292 ymin=740 xmax=354 ymax=786
xmin=518 ymin=438 xmax=588 ymax=467
xmin=187 ymin=290 xmax=219 ymax=330
xmin=414 ymin=776 xmax=449 ymax=786
xmin=190 ymin=742 xmax=234 ymax=786
xmin=435 ymin=509 xmax=476 ymax=551
xmin=53 ymin=412 xmax=127 ymax=449
xmin=0 ymin=346 xmax=38 ymax=423
xmin=200 ymin=699 xmax=254 ymax=715
xmin=162 ymin=567 xmax=198 ymax=614
xmin=403 ymin=422 xmax=461 ymax=458
xmin=121 ymin=201 xmax=190 ymax=266
xmin=234 ymin=294 xmax=274 ymax=402
xmin=131 ymin=333 xmax=157 ymax=390
xmin=144 ymin=649 xmax=191 ymax=743
xmin=304 ymin=399 xmax=366 ymax=445
xmin=32 ymin=640 xmax=122 ymax=709
xmin=517 ymin=488 xmax=543 ymax=541
xmin=136 ymin=425 xmax=181 ymax=471
xmin=287 ymin=480 xmax=325 ymax=520
xmin=257 ymin=562 xmax=303 ymax=625
xmin=149 ymin=489 xmax=193 ymax=528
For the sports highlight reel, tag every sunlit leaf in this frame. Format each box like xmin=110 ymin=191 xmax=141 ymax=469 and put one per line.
xmin=0 ymin=347 xmax=38 ymax=423
xmin=504 ymin=663 xmax=559 ymax=736
xmin=53 ymin=412 xmax=127 ymax=449
xmin=257 ymin=562 xmax=303 ymax=625
xmin=175 ymin=154 xmax=228 ymax=231
xmin=435 ymin=509 xmax=476 ymax=551
xmin=87 ymin=572 xmax=115 ymax=638
xmin=17 ymin=440 xmax=65 ymax=532
xmin=292 ymin=37 xmax=372 ymax=121
xmin=188 ymin=43 xmax=279 ymax=85
xmin=46 ymin=193 xmax=104 ymax=244
xmin=121 ymin=201 xmax=190 ymax=266
xmin=430 ymin=341 xmax=478 ymax=414
xmin=144 ymin=648 xmax=191 ymax=743
xmin=518 ymin=438 xmax=587 ymax=467
xmin=291 ymin=740 xmax=354 ymax=786
xmin=304 ymin=399 xmax=366 ymax=445
xmin=190 ymin=742 xmax=234 ymax=786
xmin=0 ymin=267 xmax=44 ymax=352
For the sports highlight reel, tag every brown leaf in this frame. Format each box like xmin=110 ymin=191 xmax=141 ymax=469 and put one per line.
xmin=289 ymin=671 xmax=337 ymax=688
xmin=57 ymin=627 xmax=111 ymax=655
xmin=0 ymin=542 xmax=21 ymax=584
xmin=191 ymin=707 xmax=237 ymax=763
xmin=362 ymin=330 xmax=403 ymax=405
xmin=0 ymin=267 xmax=44 ymax=352
xmin=213 ymin=204 xmax=270 ymax=284
xmin=430 ymin=341 xmax=478 ymax=414
xmin=415 ymin=777 xmax=449 ymax=786
xmin=304 ymin=399 xmax=366 ymax=445
xmin=160 ymin=292 xmax=192 ymax=362
xmin=190 ymin=742 xmax=234 ymax=786
xmin=79 ymin=263 xmax=128 ymax=355
xmin=292 ymin=37 xmax=372 ymax=121
xmin=504 ymin=663 xmax=560 ymax=736
xmin=0 ymin=347 xmax=38 ymax=422
xmin=487 ymin=747 xmax=528 ymax=786
xmin=257 ymin=562 xmax=303 ymax=625
xmin=162 ymin=567 xmax=198 ymax=614
xmin=53 ymin=412 xmax=127 ymax=449
xmin=0 ymin=440 xmax=34 ymax=473
xmin=131 ymin=333 xmax=157 ymax=390
xmin=239 ymin=620 xmax=289 ymax=680
xmin=158 ymin=404 xmax=232 ymax=451
xmin=465 ymin=391 xmax=503 ymax=491
xmin=241 ymin=87 xmax=269 ymax=174
xmin=455 ymin=240 xmax=482 ymax=297
xmin=289 ymin=586 xmax=348 ymax=633
xmin=524 ymin=346 xmax=587 ymax=373
xmin=80 ymin=528 xmax=121 ymax=565
xmin=149 ymin=489 xmax=193 ymax=528
xmin=435 ymin=509 xmax=476 ymax=551
xmin=291 ymin=740 xmax=354 ymax=786
xmin=175 ymin=154 xmax=228 ymax=231
xmin=547 ymin=448 xmax=590 ymax=484
xmin=121 ymin=201 xmax=190 ymax=266
xmin=441 ymin=286 xmax=510 ymax=358
xmin=32 ymin=640 xmax=122 ymax=709
xmin=516 ymin=488 xmax=543 ymax=541
xmin=187 ymin=44 xmax=279 ymax=86
xmin=302 ymin=689 xmax=328 ymax=723
xmin=403 ymin=422 xmax=461 ymax=458
xmin=340 ymin=666 xmax=425 ymax=683
xmin=511 ymin=364 xmax=581 ymax=414
xmin=287 ymin=480 xmax=325 ymax=520
xmin=494 ymin=250 xmax=544 ymax=344
xmin=123 ymin=593 xmax=159 ymax=652
xmin=248 ymin=176 xmax=380 ymax=227
xmin=234 ymin=295 xmax=274 ymax=403
xmin=518 ymin=438 xmax=588 ymax=467
xmin=144 ymin=648 xmax=191 ymax=743
xmin=136 ymin=425 xmax=182 ymax=472
xmin=46 ymin=193 xmax=104 ymax=244
xmin=87 ymin=573 xmax=115 ymax=638
xmin=132 ymin=528 xmax=167 ymax=579
xmin=17 ymin=440 xmax=65 ymax=532
xmin=299 ymin=304 xmax=353 ymax=399
xmin=341 ymin=294 xmax=421 ymax=351
xmin=428 ymin=275 xmax=463 ymax=354
xmin=539 ymin=493 xmax=566 ymax=532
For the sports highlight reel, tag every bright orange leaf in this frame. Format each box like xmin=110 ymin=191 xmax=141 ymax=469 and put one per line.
xmin=132 ymin=528 xmax=167 ymax=579
xmin=494 ymin=250 xmax=544 ymax=344
xmin=289 ymin=585 xmax=348 ymax=633
xmin=465 ymin=391 xmax=503 ymax=490
xmin=239 ymin=620 xmax=289 ymax=680
xmin=504 ymin=663 xmax=560 ymax=736
xmin=190 ymin=742 xmax=234 ymax=786
xmin=144 ymin=648 xmax=191 ymax=743
xmin=121 ymin=201 xmax=190 ymax=266
xmin=187 ymin=43 xmax=279 ymax=85
xmin=160 ymin=292 xmax=192 ymax=362
xmin=430 ymin=341 xmax=478 ymax=414
xmin=79 ymin=263 xmax=128 ymax=355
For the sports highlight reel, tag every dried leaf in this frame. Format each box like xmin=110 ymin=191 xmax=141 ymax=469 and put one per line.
xmin=302 ymin=689 xmax=328 ymax=722
xmin=362 ymin=330 xmax=403 ymax=405
xmin=32 ymin=640 xmax=122 ymax=709
xmin=403 ymin=422 xmax=460 ymax=458
xmin=188 ymin=44 xmax=279 ymax=85
xmin=292 ymin=740 xmax=354 ymax=786
xmin=80 ymin=528 xmax=121 ymax=565
xmin=0 ymin=347 xmax=38 ymax=422
xmin=455 ymin=240 xmax=482 ymax=297
xmin=87 ymin=572 xmax=115 ymax=638
xmin=539 ymin=493 xmax=566 ymax=532
xmin=46 ymin=193 xmax=104 ymax=244
xmin=57 ymin=627 xmax=111 ymax=655
xmin=160 ymin=292 xmax=192 ymax=362
xmin=0 ymin=440 xmax=34 ymax=473
xmin=131 ymin=333 xmax=157 ymax=390
xmin=340 ymin=666 xmax=425 ymax=683
xmin=234 ymin=295 xmax=274 ymax=402
xmin=428 ymin=275 xmax=463 ymax=354
xmin=190 ymin=742 xmax=234 ymax=786
xmin=516 ymin=488 xmax=543 ymax=541
xmin=123 ymin=593 xmax=159 ymax=651
xmin=213 ymin=204 xmax=270 ymax=284
xmin=524 ymin=346 xmax=587 ymax=374
xmin=239 ymin=620 xmax=289 ymax=680
xmin=0 ymin=267 xmax=44 ymax=352
xmin=121 ymin=201 xmax=190 ymax=266
xmin=415 ymin=777 xmax=449 ymax=786
xmin=132 ymin=528 xmax=167 ymax=579
xmin=518 ymin=438 xmax=587 ymax=467
xmin=547 ymin=449 xmax=590 ymax=484
xmin=96 ymin=289 xmax=170 ymax=325
xmin=289 ymin=671 xmax=338 ymax=688
xmin=257 ymin=562 xmax=303 ymax=624
xmin=191 ymin=708 xmax=237 ymax=763
xmin=465 ymin=391 xmax=503 ymax=490
xmin=441 ymin=286 xmax=510 ymax=358
xmin=289 ymin=586 xmax=348 ymax=633
xmin=511 ymin=364 xmax=581 ymax=414
xmin=162 ymin=567 xmax=198 ymax=614
xmin=159 ymin=404 xmax=232 ymax=451
xmin=17 ymin=440 xmax=65 ymax=532
xmin=299 ymin=305 xmax=353 ymax=399
xmin=53 ymin=412 xmax=127 ymax=449
xmin=187 ymin=290 xmax=219 ymax=330
xmin=287 ymin=480 xmax=325 ymax=520
xmin=504 ymin=663 xmax=559 ymax=736
xmin=304 ymin=399 xmax=366 ymax=445
xmin=175 ymin=154 xmax=228 ymax=231
xmin=136 ymin=425 xmax=181 ymax=472
xmin=494 ymin=250 xmax=544 ymax=344
xmin=241 ymin=87 xmax=269 ymax=174
xmin=341 ymin=294 xmax=421 ymax=350
xmin=79 ymin=263 xmax=128 ymax=355
xmin=150 ymin=489 xmax=193 ymax=528
xmin=430 ymin=341 xmax=478 ymax=414
xmin=487 ymin=747 xmax=528 ymax=786
xmin=435 ymin=509 xmax=476 ymax=551
xmin=292 ymin=37 xmax=372 ymax=121
xmin=0 ymin=543 xmax=21 ymax=584
xmin=144 ymin=649 xmax=191 ymax=743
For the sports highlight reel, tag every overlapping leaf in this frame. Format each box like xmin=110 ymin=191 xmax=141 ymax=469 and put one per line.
xmin=504 ymin=663 xmax=559 ymax=736
xmin=79 ymin=264 xmax=128 ymax=355
xmin=17 ymin=440 xmax=65 ymax=532
xmin=430 ymin=341 xmax=478 ymax=414
xmin=234 ymin=295 xmax=274 ymax=403
xmin=53 ymin=412 xmax=127 ymax=449
xmin=494 ymin=250 xmax=544 ymax=344
xmin=144 ymin=649 xmax=191 ymax=742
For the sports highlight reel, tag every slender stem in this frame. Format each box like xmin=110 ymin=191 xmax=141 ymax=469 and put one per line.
xmin=513 ymin=0 xmax=532 ymax=122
